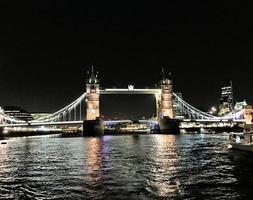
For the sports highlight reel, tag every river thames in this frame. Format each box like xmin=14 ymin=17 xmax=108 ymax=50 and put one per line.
xmin=0 ymin=133 xmax=253 ymax=200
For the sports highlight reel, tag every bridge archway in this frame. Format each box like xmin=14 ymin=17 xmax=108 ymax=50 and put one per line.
xmin=85 ymin=68 xmax=174 ymax=121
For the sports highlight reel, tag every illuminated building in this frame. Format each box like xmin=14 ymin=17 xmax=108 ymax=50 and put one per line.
xmin=31 ymin=113 xmax=51 ymax=120
xmin=86 ymin=66 xmax=100 ymax=120
xmin=3 ymin=106 xmax=33 ymax=121
xmin=218 ymin=81 xmax=234 ymax=115
xmin=157 ymin=69 xmax=174 ymax=119
xmin=244 ymin=105 xmax=253 ymax=125
xmin=234 ymin=100 xmax=247 ymax=111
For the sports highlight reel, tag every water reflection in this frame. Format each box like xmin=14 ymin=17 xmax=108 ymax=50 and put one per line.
xmin=83 ymin=138 xmax=104 ymax=199
xmin=0 ymin=134 xmax=253 ymax=199
xmin=228 ymin=150 xmax=253 ymax=199
xmin=145 ymin=135 xmax=180 ymax=198
xmin=0 ymin=140 xmax=9 ymax=171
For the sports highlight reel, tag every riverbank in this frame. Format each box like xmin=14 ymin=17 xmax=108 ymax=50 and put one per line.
xmin=0 ymin=125 xmax=244 ymax=139
xmin=1 ymin=131 xmax=62 ymax=138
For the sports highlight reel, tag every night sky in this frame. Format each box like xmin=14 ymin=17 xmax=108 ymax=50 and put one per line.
xmin=0 ymin=1 xmax=252 ymax=116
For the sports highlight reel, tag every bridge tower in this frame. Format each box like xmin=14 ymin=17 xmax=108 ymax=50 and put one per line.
xmin=85 ymin=67 xmax=100 ymax=120
xmin=158 ymin=70 xmax=174 ymax=119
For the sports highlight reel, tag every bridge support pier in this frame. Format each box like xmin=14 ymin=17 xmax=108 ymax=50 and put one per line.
xmin=83 ymin=118 xmax=104 ymax=136
xmin=83 ymin=67 xmax=104 ymax=136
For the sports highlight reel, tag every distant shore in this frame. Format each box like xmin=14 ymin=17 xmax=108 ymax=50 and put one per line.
xmin=0 ymin=131 xmax=62 ymax=138
xmin=0 ymin=126 xmax=244 ymax=140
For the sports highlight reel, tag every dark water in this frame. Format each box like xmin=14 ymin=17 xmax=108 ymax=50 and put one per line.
xmin=0 ymin=134 xmax=253 ymax=200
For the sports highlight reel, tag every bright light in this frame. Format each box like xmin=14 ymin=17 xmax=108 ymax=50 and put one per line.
xmin=209 ymin=106 xmax=217 ymax=114
xmin=128 ymin=85 xmax=134 ymax=91
xmin=3 ymin=128 xmax=8 ymax=134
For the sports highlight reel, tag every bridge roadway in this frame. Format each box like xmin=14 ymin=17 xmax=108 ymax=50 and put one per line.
xmin=0 ymin=119 xmax=245 ymax=128
xmin=100 ymin=88 xmax=161 ymax=95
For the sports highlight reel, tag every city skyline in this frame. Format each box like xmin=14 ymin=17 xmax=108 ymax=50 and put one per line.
xmin=0 ymin=66 xmax=249 ymax=113
xmin=0 ymin=1 xmax=252 ymax=112
xmin=1 ymin=2 xmax=253 ymax=200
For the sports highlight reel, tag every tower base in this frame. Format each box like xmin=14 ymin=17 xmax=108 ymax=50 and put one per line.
xmin=83 ymin=118 xmax=104 ymax=136
xmin=159 ymin=117 xmax=180 ymax=134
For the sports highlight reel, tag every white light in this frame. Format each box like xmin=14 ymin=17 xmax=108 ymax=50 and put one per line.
xmin=128 ymin=85 xmax=134 ymax=91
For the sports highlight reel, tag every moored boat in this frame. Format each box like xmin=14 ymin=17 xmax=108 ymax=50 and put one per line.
xmin=229 ymin=132 xmax=253 ymax=152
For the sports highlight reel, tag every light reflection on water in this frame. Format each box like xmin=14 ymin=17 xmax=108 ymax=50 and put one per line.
xmin=0 ymin=134 xmax=253 ymax=199
xmin=0 ymin=140 xmax=9 ymax=176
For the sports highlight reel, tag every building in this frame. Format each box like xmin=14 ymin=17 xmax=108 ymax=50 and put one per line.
xmin=31 ymin=113 xmax=51 ymax=120
xmin=218 ymin=81 xmax=234 ymax=115
xmin=86 ymin=66 xmax=100 ymax=120
xmin=234 ymin=100 xmax=247 ymax=111
xmin=3 ymin=106 xmax=33 ymax=121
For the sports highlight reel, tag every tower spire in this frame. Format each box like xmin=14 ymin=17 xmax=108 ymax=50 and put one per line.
xmin=161 ymin=67 xmax=172 ymax=81
xmin=162 ymin=67 xmax=165 ymax=81
xmin=87 ymin=66 xmax=98 ymax=84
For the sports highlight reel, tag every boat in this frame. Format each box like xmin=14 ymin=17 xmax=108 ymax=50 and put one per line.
xmin=229 ymin=132 xmax=253 ymax=152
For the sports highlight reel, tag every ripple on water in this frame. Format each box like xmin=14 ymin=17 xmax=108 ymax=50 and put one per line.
xmin=0 ymin=134 xmax=252 ymax=199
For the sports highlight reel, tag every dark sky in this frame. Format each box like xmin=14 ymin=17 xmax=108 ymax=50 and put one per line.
xmin=0 ymin=1 xmax=252 ymax=115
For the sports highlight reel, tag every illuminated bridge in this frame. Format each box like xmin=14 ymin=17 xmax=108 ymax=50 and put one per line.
xmin=0 ymin=67 xmax=247 ymax=131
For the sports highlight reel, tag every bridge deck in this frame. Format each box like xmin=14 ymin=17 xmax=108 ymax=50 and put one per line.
xmin=0 ymin=118 xmax=245 ymax=128
xmin=100 ymin=89 xmax=161 ymax=95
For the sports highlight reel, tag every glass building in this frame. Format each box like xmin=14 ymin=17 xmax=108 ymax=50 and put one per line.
xmin=218 ymin=81 xmax=234 ymax=115
xmin=3 ymin=106 xmax=34 ymax=121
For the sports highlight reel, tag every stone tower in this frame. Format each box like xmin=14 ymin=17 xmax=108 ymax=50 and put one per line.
xmin=86 ymin=67 xmax=100 ymax=120
xmin=158 ymin=69 xmax=174 ymax=119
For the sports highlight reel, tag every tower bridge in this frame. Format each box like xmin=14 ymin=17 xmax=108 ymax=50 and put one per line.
xmin=85 ymin=67 xmax=174 ymax=122
xmin=0 ymin=67 xmax=249 ymax=134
